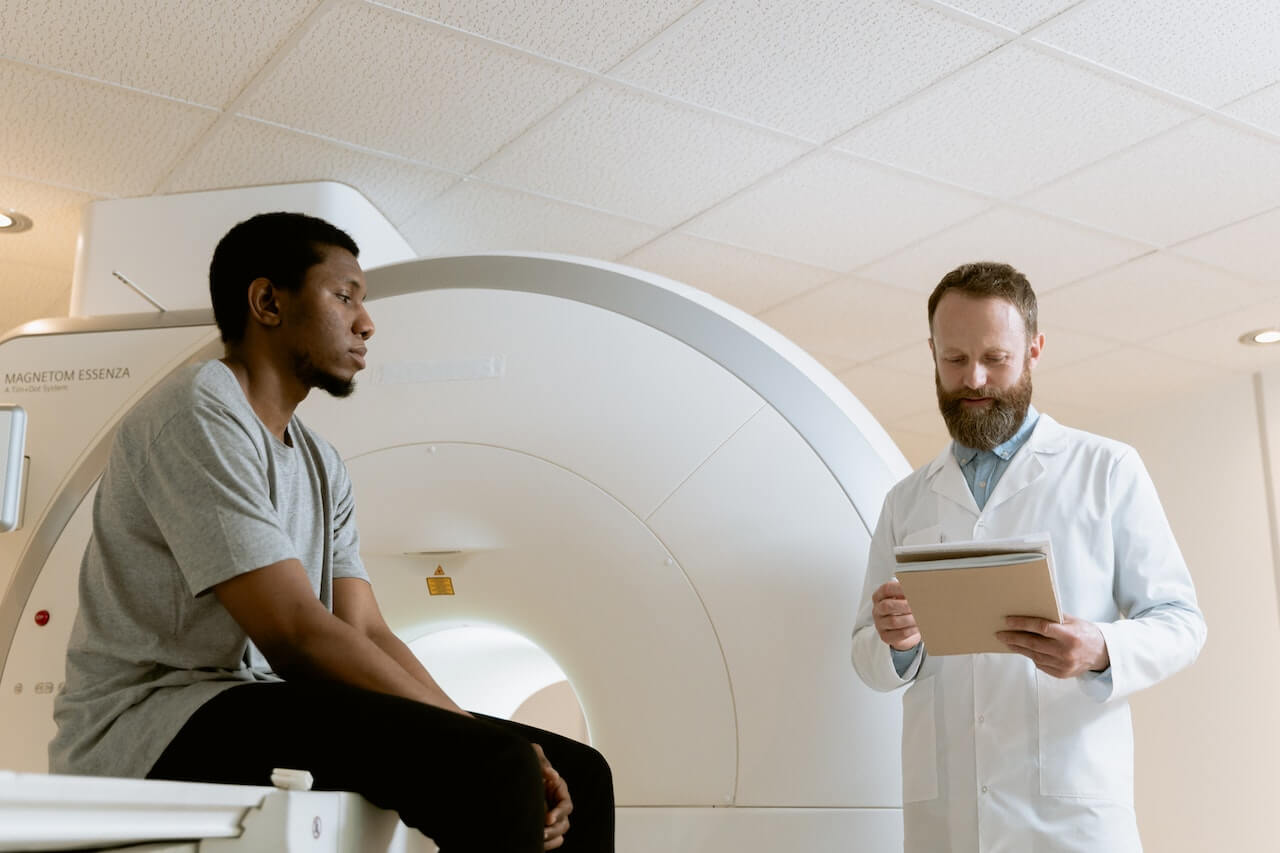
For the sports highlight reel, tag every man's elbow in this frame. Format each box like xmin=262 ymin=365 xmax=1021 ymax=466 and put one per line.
xmin=249 ymin=602 xmax=334 ymax=678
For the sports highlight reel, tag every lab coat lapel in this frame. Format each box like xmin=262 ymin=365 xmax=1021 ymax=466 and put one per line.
xmin=926 ymin=442 xmax=979 ymax=515
xmin=980 ymin=413 xmax=1067 ymax=514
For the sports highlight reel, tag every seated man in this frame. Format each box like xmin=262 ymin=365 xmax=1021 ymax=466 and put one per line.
xmin=49 ymin=212 xmax=614 ymax=852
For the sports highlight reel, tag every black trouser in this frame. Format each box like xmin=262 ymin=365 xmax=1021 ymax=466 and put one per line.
xmin=147 ymin=681 xmax=614 ymax=852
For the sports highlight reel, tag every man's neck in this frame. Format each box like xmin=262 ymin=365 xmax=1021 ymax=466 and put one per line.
xmin=219 ymin=351 xmax=307 ymax=441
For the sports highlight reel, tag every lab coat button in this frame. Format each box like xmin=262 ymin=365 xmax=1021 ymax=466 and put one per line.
xmin=981 ymin=785 xmax=989 ymax=794
xmin=977 ymin=714 xmax=984 ymax=724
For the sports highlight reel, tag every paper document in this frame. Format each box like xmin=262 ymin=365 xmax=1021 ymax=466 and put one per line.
xmin=892 ymin=534 xmax=1061 ymax=656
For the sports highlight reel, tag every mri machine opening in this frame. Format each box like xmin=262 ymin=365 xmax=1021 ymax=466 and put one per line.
xmin=0 ymin=253 xmax=912 ymax=851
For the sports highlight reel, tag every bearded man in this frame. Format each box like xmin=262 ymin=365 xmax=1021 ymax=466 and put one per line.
xmin=851 ymin=261 xmax=1205 ymax=853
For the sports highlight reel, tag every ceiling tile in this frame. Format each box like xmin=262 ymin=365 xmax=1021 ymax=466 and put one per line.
xmin=858 ymin=206 xmax=1151 ymax=294
xmin=1035 ymin=324 xmax=1123 ymax=372
xmin=869 ymin=340 xmax=934 ymax=377
xmin=931 ymin=0 xmax=1079 ymax=32
xmin=685 ymin=152 xmax=991 ymax=271
xmin=376 ymin=0 xmax=700 ymax=71
xmin=1031 ymin=0 xmax=1280 ymax=107
xmin=240 ymin=2 xmax=588 ymax=172
xmin=163 ymin=118 xmax=458 ymax=226
xmin=0 ymin=261 xmax=71 ymax=334
xmin=1223 ymin=82 xmax=1280 ymax=136
xmin=890 ymin=407 xmax=950 ymax=438
xmin=0 ymin=174 xmax=99 ymax=271
xmin=612 ymin=0 xmax=1004 ymax=141
xmin=620 ymin=232 xmax=838 ymax=316
xmin=836 ymin=363 xmax=939 ymax=424
xmin=0 ymin=0 xmax=317 ymax=106
xmin=1171 ymin=206 xmax=1280 ymax=285
xmin=1020 ymin=119 xmax=1280 ymax=246
xmin=1025 ymin=397 xmax=1108 ymax=433
xmin=807 ymin=351 xmax=859 ymax=375
xmin=836 ymin=45 xmax=1193 ymax=198
xmin=756 ymin=276 xmax=927 ymax=363
xmin=398 ymin=180 xmax=662 ymax=259
xmin=1143 ymin=300 xmax=1280 ymax=372
xmin=476 ymin=82 xmax=808 ymax=227
xmin=1033 ymin=345 xmax=1235 ymax=414
xmin=889 ymin=427 xmax=948 ymax=469
xmin=0 ymin=63 xmax=217 ymax=196
xmin=1039 ymin=252 xmax=1268 ymax=342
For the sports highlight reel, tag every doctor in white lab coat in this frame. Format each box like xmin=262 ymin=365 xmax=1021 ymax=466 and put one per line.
xmin=852 ymin=262 xmax=1205 ymax=853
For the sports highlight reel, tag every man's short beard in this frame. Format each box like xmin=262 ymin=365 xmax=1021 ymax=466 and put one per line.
xmin=936 ymin=363 xmax=1033 ymax=451
xmin=295 ymin=354 xmax=356 ymax=399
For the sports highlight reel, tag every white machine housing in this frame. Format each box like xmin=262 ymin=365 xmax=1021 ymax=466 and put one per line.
xmin=0 ymin=186 xmax=912 ymax=851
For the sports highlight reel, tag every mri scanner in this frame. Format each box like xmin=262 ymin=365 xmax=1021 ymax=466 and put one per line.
xmin=0 ymin=185 xmax=911 ymax=851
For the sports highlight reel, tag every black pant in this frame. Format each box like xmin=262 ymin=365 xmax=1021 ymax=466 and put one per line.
xmin=147 ymin=681 xmax=614 ymax=852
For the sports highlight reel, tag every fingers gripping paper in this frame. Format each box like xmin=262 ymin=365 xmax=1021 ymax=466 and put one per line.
xmin=893 ymin=535 xmax=1062 ymax=656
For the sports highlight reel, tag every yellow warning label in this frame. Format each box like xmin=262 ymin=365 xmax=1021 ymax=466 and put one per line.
xmin=426 ymin=577 xmax=455 ymax=595
xmin=427 ymin=566 xmax=454 ymax=595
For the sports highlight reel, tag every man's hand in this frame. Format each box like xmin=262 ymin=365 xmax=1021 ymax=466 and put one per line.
xmin=997 ymin=614 xmax=1109 ymax=678
xmin=531 ymin=743 xmax=572 ymax=850
xmin=872 ymin=579 xmax=922 ymax=651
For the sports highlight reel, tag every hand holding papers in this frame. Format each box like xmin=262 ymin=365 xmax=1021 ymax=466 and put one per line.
xmin=892 ymin=535 xmax=1061 ymax=656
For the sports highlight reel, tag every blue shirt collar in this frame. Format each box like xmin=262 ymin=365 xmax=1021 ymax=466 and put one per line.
xmin=953 ymin=404 xmax=1040 ymax=466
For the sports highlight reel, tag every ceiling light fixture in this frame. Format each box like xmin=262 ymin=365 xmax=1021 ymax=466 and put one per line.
xmin=0 ymin=210 xmax=33 ymax=234
xmin=1239 ymin=328 xmax=1280 ymax=345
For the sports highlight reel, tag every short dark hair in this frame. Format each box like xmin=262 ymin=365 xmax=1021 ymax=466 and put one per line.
xmin=927 ymin=261 xmax=1037 ymax=338
xmin=209 ymin=212 xmax=359 ymax=343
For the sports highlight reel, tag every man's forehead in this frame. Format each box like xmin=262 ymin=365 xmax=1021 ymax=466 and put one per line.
xmin=931 ymin=293 xmax=1025 ymax=341
xmin=314 ymin=246 xmax=366 ymax=283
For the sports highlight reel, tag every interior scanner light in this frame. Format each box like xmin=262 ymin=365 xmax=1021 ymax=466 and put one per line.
xmin=1240 ymin=329 xmax=1280 ymax=345
xmin=0 ymin=211 xmax=32 ymax=233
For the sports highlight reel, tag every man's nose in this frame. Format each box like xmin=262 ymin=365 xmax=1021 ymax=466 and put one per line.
xmin=355 ymin=305 xmax=375 ymax=340
xmin=963 ymin=363 xmax=986 ymax=390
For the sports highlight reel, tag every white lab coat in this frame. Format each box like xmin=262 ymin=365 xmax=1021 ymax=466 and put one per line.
xmin=852 ymin=414 xmax=1205 ymax=853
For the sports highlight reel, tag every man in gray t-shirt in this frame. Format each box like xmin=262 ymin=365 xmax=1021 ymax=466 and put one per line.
xmin=49 ymin=212 xmax=614 ymax=853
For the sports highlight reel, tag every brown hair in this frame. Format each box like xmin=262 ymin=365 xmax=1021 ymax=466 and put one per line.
xmin=927 ymin=261 xmax=1037 ymax=337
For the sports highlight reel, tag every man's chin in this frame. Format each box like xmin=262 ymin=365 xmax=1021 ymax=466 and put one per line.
xmin=309 ymin=371 xmax=356 ymax=399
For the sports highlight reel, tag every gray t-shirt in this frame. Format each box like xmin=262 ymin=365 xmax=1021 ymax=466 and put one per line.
xmin=49 ymin=360 xmax=368 ymax=778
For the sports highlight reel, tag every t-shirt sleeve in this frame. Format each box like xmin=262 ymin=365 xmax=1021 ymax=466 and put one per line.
xmin=330 ymin=460 xmax=368 ymax=582
xmin=130 ymin=404 xmax=299 ymax=597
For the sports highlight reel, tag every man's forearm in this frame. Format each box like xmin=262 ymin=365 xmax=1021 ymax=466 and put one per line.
xmin=366 ymin=626 xmax=469 ymax=716
xmin=273 ymin=612 xmax=464 ymax=713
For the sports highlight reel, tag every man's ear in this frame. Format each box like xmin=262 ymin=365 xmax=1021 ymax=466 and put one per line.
xmin=1027 ymin=331 xmax=1045 ymax=370
xmin=246 ymin=277 xmax=282 ymax=329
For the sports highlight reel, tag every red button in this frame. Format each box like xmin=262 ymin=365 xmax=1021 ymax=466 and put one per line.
xmin=34 ymin=610 xmax=49 ymax=627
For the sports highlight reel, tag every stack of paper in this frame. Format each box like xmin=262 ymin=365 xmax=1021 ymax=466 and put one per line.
xmin=892 ymin=535 xmax=1062 ymax=656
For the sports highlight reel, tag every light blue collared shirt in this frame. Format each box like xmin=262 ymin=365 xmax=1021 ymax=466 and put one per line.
xmin=952 ymin=405 xmax=1040 ymax=511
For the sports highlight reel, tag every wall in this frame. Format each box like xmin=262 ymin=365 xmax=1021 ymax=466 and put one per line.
xmin=1071 ymin=371 xmax=1280 ymax=852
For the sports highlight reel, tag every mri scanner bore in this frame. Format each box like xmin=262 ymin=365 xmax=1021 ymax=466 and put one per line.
xmin=0 ymin=196 xmax=910 ymax=852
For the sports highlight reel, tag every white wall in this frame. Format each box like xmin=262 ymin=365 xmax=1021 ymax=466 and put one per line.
xmin=1070 ymin=371 xmax=1280 ymax=852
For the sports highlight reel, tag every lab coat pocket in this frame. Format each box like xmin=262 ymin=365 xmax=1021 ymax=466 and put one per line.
xmin=901 ymin=676 xmax=939 ymax=803
xmin=901 ymin=525 xmax=944 ymax=547
xmin=1036 ymin=670 xmax=1133 ymax=802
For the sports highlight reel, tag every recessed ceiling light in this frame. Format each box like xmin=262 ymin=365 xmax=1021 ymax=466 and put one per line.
xmin=1239 ymin=328 xmax=1280 ymax=345
xmin=0 ymin=210 xmax=32 ymax=234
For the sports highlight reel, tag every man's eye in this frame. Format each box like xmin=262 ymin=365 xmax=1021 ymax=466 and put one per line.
xmin=336 ymin=293 xmax=351 ymax=303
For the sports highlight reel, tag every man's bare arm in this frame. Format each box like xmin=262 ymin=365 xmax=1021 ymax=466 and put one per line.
xmin=332 ymin=577 xmax=468 ymax=715
xmin=213 ymin=560 xmax=465 ymax=713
